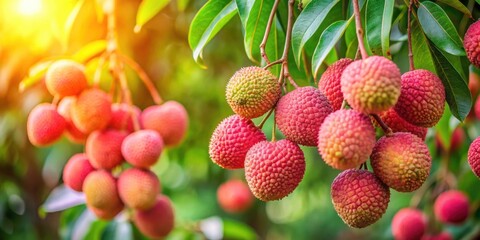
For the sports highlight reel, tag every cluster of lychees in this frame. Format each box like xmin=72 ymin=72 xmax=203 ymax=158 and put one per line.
xmin=391 ymin=190 xmax=470 ymax=240
xmin=26 ymin=59 xmax=188 ymax=238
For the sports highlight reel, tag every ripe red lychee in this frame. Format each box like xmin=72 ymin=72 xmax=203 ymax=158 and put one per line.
xmin=83 ymin=170 xmax=124 ymax=220
xmin=133 ymin=195 xmax=175 ymax=238
xmin=27 ymin=103 xmax=66 ymax=146
xmin=434 ymin=190 xmax=469 ymax=224
xmin=71 ymin=88 xmax=112 ymax=134
xmin=45 ymin=60 xmax=88 ymax=97
xmin=57 ymin=96 xmax=87 ymax=143
xmin=244 ymin=140 xmax=305 ymax=201
xmin=474 ymin=96 xmax=480 ymax=120
xmin=467 ymin=137 xmax=480 ymax=178
xmin=121 ymin=130 xmax=163 ymax=168
xmin=141 ymin=101 xmax=188 ymax=147
xmin=209 ymin=115 xmax=266 ymax=169
xmin=464 ymin=20 xmax=480 ymax=68
xmin=217 ymin=180 xmax=254 ymax=213
xmin=109 ymin=103 xmax=141 ymax=132
xmin=62 ymin=153 xmax=94 ymax=192
xmin=317 ymin=109 xmax=376 ymax=170
xmin=392 ymin=208 xmax=427 ymax=240
xmin=117 ymin=168 xmax=160 ymax=210
xmin=86 ymin=130 xmax=127 ymax=170
xmin=331 ymin=169 xmax=390 ymax=228
xmin=318 ymin=58 xmax=353 ymax=110
xmin=371 ymin=132 xmax=431 ymax=192
xmin=275 ymin=86 xmax=333 ymax=146
xmin=341 ymin=56 xmax=401 ymax=114
xmin=378 ymin=109 xmax=428 ymax=140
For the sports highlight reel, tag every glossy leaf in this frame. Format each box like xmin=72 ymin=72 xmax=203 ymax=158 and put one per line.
xmin=411 ymin=20 xmax=436 ymax=73
xmin=417 ymin=1 xmax=465 ymax=56
xmin=72 ymin=40 xmax=107 ymax=63
xmin=365 ymin=0 xmax=394 ymax=56
xmin=264 ymin=16 xmax=285 ymax=75
xmin=135 ymin=0 xmax=170 ymax=32
xmin=437 ymin=0 xmax=471 ymax=17
xmin=235 ymin=0 xmax=254 ymax=26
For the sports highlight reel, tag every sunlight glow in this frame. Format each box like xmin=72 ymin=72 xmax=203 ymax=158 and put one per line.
xmin=17 ymin=0 xmax=43 ymax=16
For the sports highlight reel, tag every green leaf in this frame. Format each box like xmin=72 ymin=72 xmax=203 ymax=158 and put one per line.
xmin=19 ymin=60 xmax=55 ymax=92
xmin=417 ymin=1 xmax=465 ymax=56
xmin=365 ymin=0 xmax=394 ymax=56
xmin=72 ymin=40 xmax=107 ymax=63
xmin=177 ymin=0 xmax=190 ymax=11
xmin=264 ymin=16 xmax=285 ymax=75
xmin=235 ymin=0 xmax=254 ymax=26
xmin=135 ymin=0 xmax=170 ymax=32
xmin=188 ymin=0 xmax=237 ymax=68
xmin=63 ymin=0 xmax=85 ymax=48
xmin=223 ymin=219 xmax=258 ymax=240
xmin=437 ymin=0 xmax=471 ymax=17
xmin=291 ymin=0 xmax=341 ymax=65
xmin=411 ymin=19 xmax=436 ymax=73
xmin=312 ymin=19 xmax=351 ymax=78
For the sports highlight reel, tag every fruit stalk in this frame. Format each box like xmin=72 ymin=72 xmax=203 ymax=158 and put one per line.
xmin=352 ymin=0 xmax=368 ymax=59
xmin=260 ymin=0 xmax=281 ymax=64
xmin=371 ymin=114 xmax=393 ymax=135
xmin=279 ymin=0 xmax=298 ymax=88
xmin=407 ymin=0 xmax=415 ymax=71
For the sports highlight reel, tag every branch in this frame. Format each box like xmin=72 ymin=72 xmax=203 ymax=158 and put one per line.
xmin=371 ymin=114 xmax=393 ymax=135
xmin=352 ymin=0 xmax=368 ymax=59
xmin=407 ymin=1 xmax=415 ymax=71
xmin=260 ymin=0 xmax=281 ymax=64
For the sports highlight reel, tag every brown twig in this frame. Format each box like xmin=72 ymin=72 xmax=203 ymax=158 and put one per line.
xmin=260 ymin=0 xmax=281 ymax=64
xmin=407 ymin=1 xmax=415 ymax=71
xmin=278 ymin=0 xmax=299 ymax=88
xmin=352 ymin=0 xmax=368 ymax=59
xmin=371 ymin=114 xmax=393 ymax=135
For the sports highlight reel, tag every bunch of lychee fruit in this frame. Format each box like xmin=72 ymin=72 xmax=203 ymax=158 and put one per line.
xmin=210 ymin=53 xmax=446 ymax=228
xmin=26 ymin=60 xmax=188 ymax=238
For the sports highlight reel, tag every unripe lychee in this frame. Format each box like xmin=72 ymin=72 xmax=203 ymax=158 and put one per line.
xmin=121 ymin=130 xmax=163 ymax=168
xmin=83 ymin=170 xmax=124 ymax=220
xmin=434 ymin=190 xmax=469 ymax=224
xmin=45 ymin=60 xmax=88 ymax=97
xmin=318 ymin=58 xmax=353 ymax=110
xmin=394 ymin=69 xmax=445 ymax=127
xmin=421 ymin=232 xmax=453 ymax=240
xmin=62 ymin=153 xmax=94 ymax=192
xmin=141 ymin=101 xmax=188 ymax=147
xmin=378 ymin=109 xmax=428 ymax=140
xmin=468 ymin=137 xmax=480 ymax=178
xmin=71 ymin=88 xmax=112 ymax=134
xmin=331 ymin=169 xmax=390 ymax=228
xmin=86 ymin=130 xmax=127 ymax=170
xmin=217 ymin=180 xmax=254 ymax=213
xmin=317 ymin=109 xmax=376 ymax=170
xmin=275 ymin=86 xmax=333 ymax=146
xmin=57 ymin=97 xmax=87 ymax=143
xmin=133 ymin=195 xmax=175 ymax=238
xmin=117 ymin=168 xmax=160 ymax=210
xmin=245 ymin=140 xmax=305 ymax=201
xmin=27 ymin=103 xmax=66 ymax=146
xmin=371 ymin=132 xmax=431 ymax=192
xmin=209 ymin=115 xmax=266 ymax=169
xmin=341 ymin=56 xmax=401 ymax=114
xmin=464 ymin=20 xmax=480 ymax=68
xmin=392 ymin=208 xmax=427 ymax=240
xmin=226 ymin=66 xmax=281 ymax=118
xmin=109 ymin=103 xmax=141 ymax=132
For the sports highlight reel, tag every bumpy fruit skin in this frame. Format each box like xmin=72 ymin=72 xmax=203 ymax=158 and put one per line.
xmin=318 ymin=58 xmax=353 ymax=110
xmin=217 ymin=180 xmax=254 ymax=213
xmin=464 ymin=20 xmax=480 ymax=68
xmin=421 ymin=232 xmax=453 ymax=240
xmin=45 ymin=60 xmax=88 ymax=97
xmin=394 ymin=70 xmax=445 ymax=127
xmin=57 ymin=97 xmax=87 ymax=143
xmin=371 ymin=132 xmax=431 ymax=192
xmin=341 ymin=56 xmax=401 ymax=114
xmin=209 ymin=115 xmax=266 ymax=169
xmin=109 ymin=103 xmax=141 ymax=132
xmin=331 ymin=169 xmax=390 ymax=228
xmin=392 ymin=208 xmax=427 ymax=240
xmin=141 ymin=101 xmax=188 ymax=147
xmin=317 ymin=110 xmax=376 ymax=170
xmin=86 ymin=130 xmax=127 ymax=170
xmin=226 ymin=66 xmax=281 ymax=118
xmin=27 ymin=103 xmax=66 ymax=146
xmin=275 ymin=86 xmax=333 ymax=146
xmin=121 ymin=130 xmax=163 ymax=168
xmin=467 ymin=137 xmax=480 ymax=178
xmin=117 ymin=168 xmax=160 ymax=210
xmin=72 ymin=88 xmax=112 ymax=134
xmin=62 ymin=153 xmax=94 ymax=192
xmin=245 ymin=140 xmax=305 ymax=201
xmin=133 ymin=195 xmax=175 ymax=238
xmin=378 ymin=109 xmax=428 ymax=140
xmin=83 ymin=170 xmax=124 ymax=220
xmin=434 ymin=190 xmax=469 ymax=224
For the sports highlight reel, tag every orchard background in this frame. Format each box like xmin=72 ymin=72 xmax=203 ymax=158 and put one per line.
xmin=1 ymin=0 xmax=480 ymax=239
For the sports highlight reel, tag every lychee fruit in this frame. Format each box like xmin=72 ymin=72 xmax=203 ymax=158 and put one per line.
xmin=45 ymin=60 xmax=88 ymax=97
xmin=71 ymin=88 xmax=112 ymax=134
xmin=217 ymin=180 xmax=254 ymax=213
xmin=244 ymin=140 xmax=305 ymax=201
xmin=86 ymin=130 xmax=127 ymax=170
xmin=371 ymin=132 xmax=431 ymax=192
xmin=209 ymin=115 xmax=266 ymax=169
xmin=318 ymin=58 xmax=353 ymax=110
xmin=226 ymin=66 xmax=281 ymax=119
xmin=378 ymin=109 xmax=428 ymax=140
xmin=121 ymin=130 xmax=163 ymax=168
xmin=464 ymin=20 xmax=480 ymax=68
xmin=62 ymin=153 xmax=94 ymax=192
xmin=474 ymin=96 xmax=480 ymax=120
xmin=434 ymin=190 xmax=469 ymax=224
xmin=57 ymin=96 xmax=87 ymax=143
xmin=27 ymin=103 xmax=66 ymax=146
xmin=275 ymin=86 xmax=333 ymax=146
xmin=392 ymin=208 xmax=427 ymax=240
xmin=341 ymin=56 xmax=401 ymax=114
xmin=141 ymin=101 xmax=188 ymax=147
xmin=467 ymin=136 xmax=480 ymax=178
xmin=436 ymin=127 xmax=465 ymax=153
xmin=317 ymin=109 xmax=376 ymax=170
xmin=421 ymin=232 xmax=453 ymax=240
xmin=83 ymin=170 xmax=124 ymax=220
xmin=117 ymin=168 xmax=160 ymax=210
xmin=394 ymin=69 xmax=445 ymax=127
xmin=331 ymin=169 xmax=390 ymax=228
xmin=109 ymin=103 xmax=141 ymax=132
xmin=133 ymin=195 xmax=175 ymax=238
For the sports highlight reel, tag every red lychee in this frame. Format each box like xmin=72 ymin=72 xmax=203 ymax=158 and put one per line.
xmin=45 ymin=60 xmax=88 ymax=97
xmin=86 ymin=130 xmax=127 ymax=170
xmin=83 ymin=170 xmax=124 ymax=220
xmin=133 ymin=195 xmax=175 ymax=238
xmin=109 ymin=103 xmax=141 ymax=132
xmin=318 ymin=58 xmax=353 ymax=110
xmin=27 ymin=103 xmax=66 ymax=146
xmin=217 ymin=180 xmax=254 ymax=213
xmin=62 ymin=153 xmax=95 ymax=192
xmin=434 ymin=190 xmax=469 ymax=224
xmin=57 ymin=96 xmax=87 ymax=143
xmin=71 ymin=88 xmax=112 ymax=134
xmin=464 ymin=20 xmax=480 ymax=68
xmin=467 ymin=136 xmax=480 ymax=178
xmin=121 ymin=130 xmax=163 ymax=168
xmin=117 ymin=168 xmax=160 ymax=210
xmin=392 ymin=208 xmax=427 ymax=240
xmin=378 ymin=109 xmax=428 ymax=140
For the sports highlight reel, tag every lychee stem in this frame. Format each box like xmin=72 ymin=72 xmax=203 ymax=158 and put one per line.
xmin=93 ymin=51 xmax=109 ymax=88
xmin=352 ymin=0 xmax=368 ymax=59
xmin=371 ymin=114 xmax=393 ymax=135
xmin=51 ymin=95 xmax=60 ymax=106
xmin=272 ymin=112 xmax=277 ymax=142
xmin=407 ymin=0 xmax=415 ymax=71
xmin=258 ymin=107 xmax=274 ymax=129
xmin=260 ymin=0 xmax=281 ymax=64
